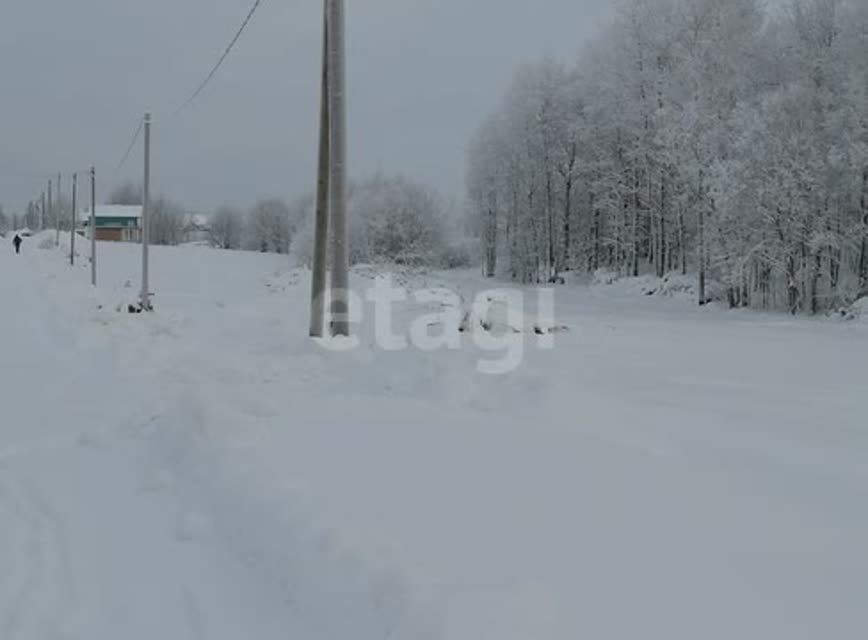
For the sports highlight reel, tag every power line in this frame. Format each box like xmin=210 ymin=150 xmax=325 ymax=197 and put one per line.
xmin=19 ymin=0 xmax=268 ymax=232
xmin=175 ymin=0 xmax=265 ymax=115
xmin=116 ymin=116 xmax=145 ymax=172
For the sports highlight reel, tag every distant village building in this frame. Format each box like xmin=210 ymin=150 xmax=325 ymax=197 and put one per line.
xmin=81 ymin=205 xmax=142 ymax=242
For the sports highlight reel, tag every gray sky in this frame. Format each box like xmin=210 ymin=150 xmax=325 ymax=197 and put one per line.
xmin=1 ymin=0 xmax=611 ymax=213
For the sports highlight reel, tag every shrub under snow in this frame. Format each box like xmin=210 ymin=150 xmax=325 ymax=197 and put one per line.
xmin=294 ymin=175 xmax=465 ymax=270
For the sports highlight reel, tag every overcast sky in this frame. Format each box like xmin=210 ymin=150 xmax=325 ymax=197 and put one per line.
xmin=1 ymin=0 xmax=611 ymax=213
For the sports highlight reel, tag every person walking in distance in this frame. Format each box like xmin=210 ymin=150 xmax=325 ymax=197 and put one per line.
xmin=13 ymin=234 xmax=22 ymax=254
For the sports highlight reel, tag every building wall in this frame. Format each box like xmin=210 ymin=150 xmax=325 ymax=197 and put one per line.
xmin=95 ymin=228 xmax=141 ymax=242
xmin=95 ymin=228 xmax=123 ymax=242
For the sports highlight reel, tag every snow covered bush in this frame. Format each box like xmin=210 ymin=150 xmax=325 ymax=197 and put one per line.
xmin=294 ymin=175 xmax=451 ymax=268
xmin=209 ymin=206 xmax=245 ymax=250
xmin=436 ymin=237 xmax=479 ymax=270
xmin=245 ymin=199 xmax=296 ymax=254
xmin=353 ymin=175 xmax=446 ymax=265
xmin=840 ymin=297 xmax=868 ymax=323
xmin=592 ymin=269 xmax=620 ymax=286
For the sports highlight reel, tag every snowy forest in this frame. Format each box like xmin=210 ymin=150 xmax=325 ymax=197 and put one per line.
xmin=467 ymin=0 xmax=868 ymax=313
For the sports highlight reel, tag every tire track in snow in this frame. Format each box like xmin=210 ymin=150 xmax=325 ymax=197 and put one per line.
xmin=181 ymin=586 xmax=207 ymax=640
xmin=0 ymin=466 xmax=75 ymax=640
xmin=0 ymin=470 xmax=39 ymax=640
xmin=146 ymin=382 xmax=439 ymax=640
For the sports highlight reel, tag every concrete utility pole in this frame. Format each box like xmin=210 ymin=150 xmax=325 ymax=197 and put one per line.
xmin=90 ymin=166 xmax=97 ymax=286
xmin=140 ymin=112 xmax=152 ymax=311
xmin=327 ymin=0 xmax=349 ymax=337
xmin=41 ymin=191 xmax=46 ymax=230
xmin=309 ymin=0 xmax=331 ymax=338
xmin=70 ymin=173 xmax=77 ymax=265
xmin=48 ymin=179 xmax=52 ymax=232
xmin=56 ymin=173 xmax=61 ymax=247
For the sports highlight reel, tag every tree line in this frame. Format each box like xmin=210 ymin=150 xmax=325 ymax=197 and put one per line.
xmin=467 ymin=0 xmax=868 ymax=313
xmin=0 ymin=202 xmax=49 ymax=234
xmin=107 ymin=182 xmax=301 ymax=252
xmin=109 ymin=175 xmax=475 ymax=269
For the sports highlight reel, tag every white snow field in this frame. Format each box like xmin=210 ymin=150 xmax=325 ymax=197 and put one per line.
xmin=1 ymin=232 xmax=867 ymax=639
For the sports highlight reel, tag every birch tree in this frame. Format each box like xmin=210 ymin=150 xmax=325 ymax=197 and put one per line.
xmin=466 ymin=0 xmax=868 ymax=312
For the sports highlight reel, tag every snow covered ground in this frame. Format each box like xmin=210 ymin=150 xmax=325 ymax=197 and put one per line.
xmin=1 ymin=232 xmax=867 ymax=639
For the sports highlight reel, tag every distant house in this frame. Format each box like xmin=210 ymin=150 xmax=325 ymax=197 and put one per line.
xmin=183 ymin=213 xmax=211 ymax=244
xmin=81 ymin=205 xmax=142 ymax=242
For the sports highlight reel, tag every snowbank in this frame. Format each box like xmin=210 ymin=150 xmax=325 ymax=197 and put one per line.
xmin=841 ymin=296 xmax=868 ymax=323
xmin=33 ymin=229 xmax=91 ymax=261
xmin=592 ymin=269 xmax=727 ymax=303
xmin=457 ymin=291 xmax=568 ymax=336
xmin=591 ymin=268 xmax=620 ymax=286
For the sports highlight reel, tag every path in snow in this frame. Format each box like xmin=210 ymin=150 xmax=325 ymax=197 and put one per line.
xmin=0 ymin=239 xmax=302 ymax=640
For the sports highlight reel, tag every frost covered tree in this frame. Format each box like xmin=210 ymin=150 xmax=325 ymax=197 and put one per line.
xmin=468 ymin=59 xmax=583 ymax=283
xmin=107 ymin=182 xmax=144 ymax=206
xmin=246 ymin=198 xmax=294 ymax=254
xmin=108 ymin=183 xmax=185 ymax=246
xmin=209 ymin=206 xmax=245 ymax=250
xmin=352 ymin=175 xmax=446 ymax=265
xmin=24 ymin=201 xmax=40 ymax=230
xmin=294 ymin=174 xmax=453 ymax=267
xmin=149 ymin=197 xmax=185 ymax=246
xmin=51 ymin=194 xmax=73 ymax=231
xmin=467 ymin=0 xmax=868 ymax=312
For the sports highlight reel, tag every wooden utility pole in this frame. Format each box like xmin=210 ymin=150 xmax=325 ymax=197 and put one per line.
xmin=140 ymin=112 xmax=152 ymax=311
xmin=327 ymin=0 xmax=349 ymax=337
xmin=70 ymin=173 xmax=77 ymax=265
xmin=91 ymin=166 xmax=97 ymax=286
xmin=309 ymin=0 xmax=331 ymax=337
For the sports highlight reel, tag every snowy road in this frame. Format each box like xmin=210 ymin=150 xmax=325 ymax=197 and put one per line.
xmin=0 ymin=240 xmax=302 ymax=639
xmin=1 ymin=234 xmax=867 ymax=639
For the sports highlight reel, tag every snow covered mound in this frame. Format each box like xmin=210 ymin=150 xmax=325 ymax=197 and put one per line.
xmin=352 ymin=263 xmax=429 ymax=288
xmin=457 ymin=292 xmax=568 ymax=336
xmin=263 ymin=269 xmax=304 ymax=293
xmin=36 ymin=233 xmax=57 ymax=250
xmin=592 ymin=269 xmax=725 ymax=303
xmin=34 ymin=229 xmax=91 ymax=263
xmin=592 ymin=268 xmax=620 ymax=286
xmin=841 ymin=297 xmax=868 ymax=323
